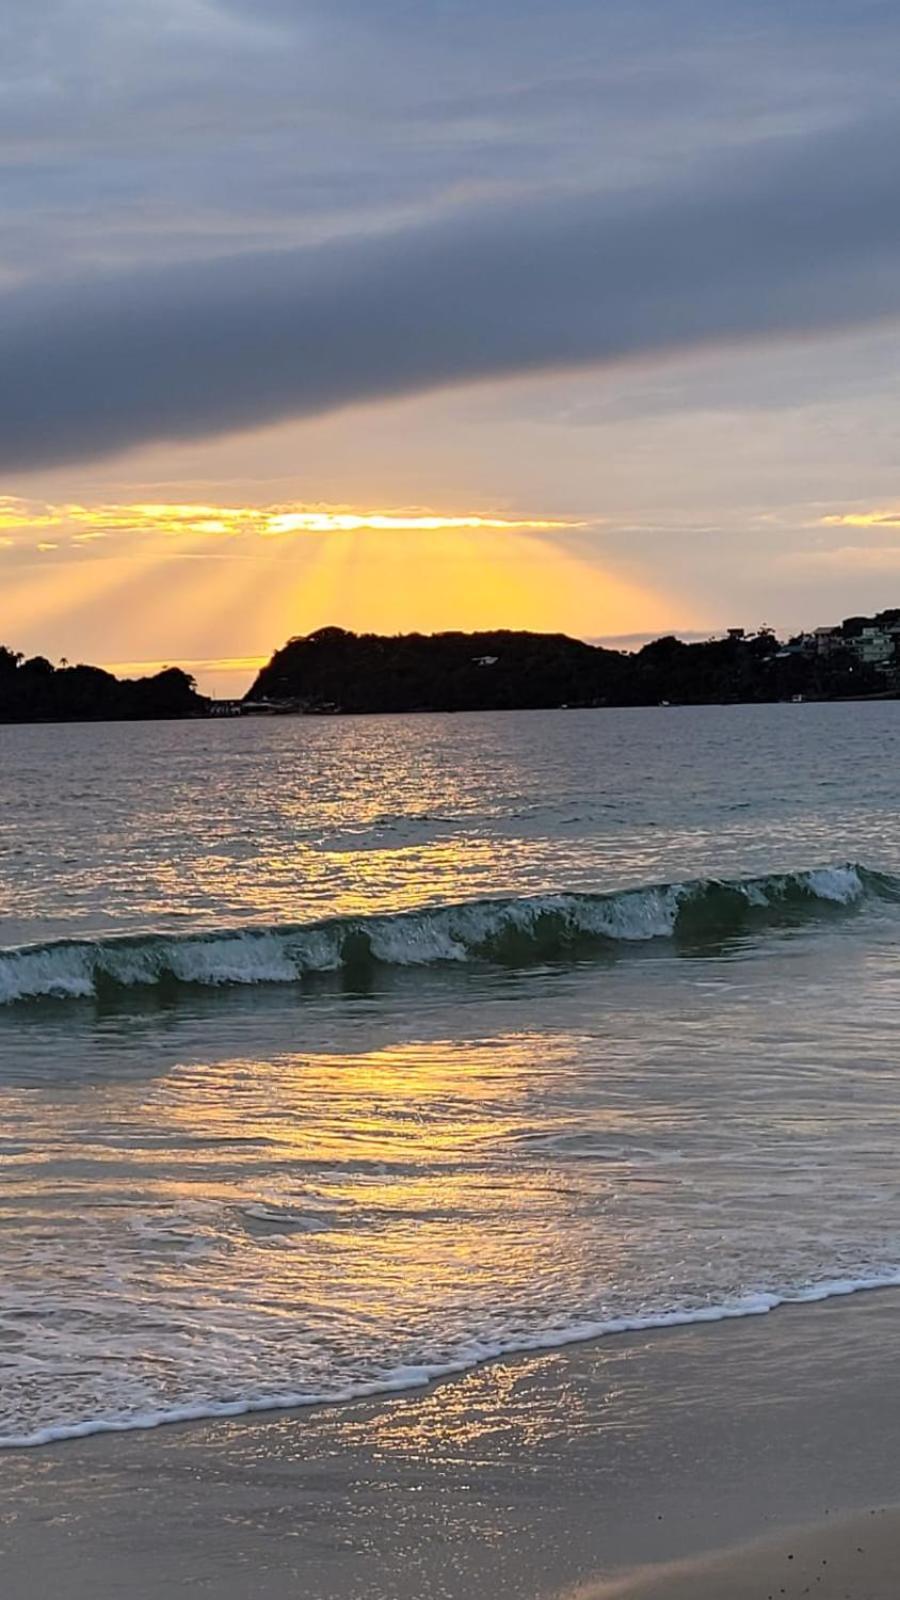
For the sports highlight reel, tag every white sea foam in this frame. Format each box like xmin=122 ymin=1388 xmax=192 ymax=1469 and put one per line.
xmin=3 ymin=1268 xmax=900 ymax=1450
xmin=0 ymin=863 xmax=874 ymax=1006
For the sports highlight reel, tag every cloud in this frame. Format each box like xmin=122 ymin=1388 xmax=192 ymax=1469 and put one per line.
xmin=822 ymin=511 xmax=900 ymax=529
xmin=3 ymin=0 xmax=898 ymax=284
xmin=787 ymin=544 xmax=900 ymax=573
xmin=3 ymin=110 xmax=900 ymax=472
xmin=0 ymin=495 xmax=576 ymax=546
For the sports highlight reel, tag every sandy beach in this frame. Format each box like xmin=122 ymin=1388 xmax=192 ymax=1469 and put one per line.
xmin=2 ymin=1286 xmax=899 ymax=1599
xmin=588 ymin=1509 xmax=899 ymax=1598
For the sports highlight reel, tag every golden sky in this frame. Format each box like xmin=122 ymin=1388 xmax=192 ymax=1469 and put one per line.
xmin=0 ymin=487 xmax=687 ymax=694
xmin=7 ymin=329 xmax=896 ymax=694
xmin=4 ymin=333 xmax=900 ymax=696
xmin=4 ymin=339 xmax=900 ymax=697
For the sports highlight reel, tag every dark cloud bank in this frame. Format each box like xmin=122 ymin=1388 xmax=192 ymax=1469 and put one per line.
xmin=2 ymin=113 xmax=900 ymax=471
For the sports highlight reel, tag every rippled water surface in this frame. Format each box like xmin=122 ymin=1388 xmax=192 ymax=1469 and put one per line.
xmin=4 ymin=703 xmax=900 ymax=1445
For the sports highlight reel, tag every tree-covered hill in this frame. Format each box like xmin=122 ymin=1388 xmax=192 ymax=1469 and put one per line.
xmin=246 ymin=625 xmax=883 ymax=713
xmin=0 ymin=649 xmax=206 ymax=722
xmin=248 ymin=627 xmax=632 ymax=712
xmin=1 ymin=618 xmax=891 ymax=723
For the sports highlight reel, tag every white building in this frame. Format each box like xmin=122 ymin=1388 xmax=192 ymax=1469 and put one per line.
xmin=812 ymin=626 xmax=842 ymax=655
xmin=851 ymin=627 xmax=895 ymax=667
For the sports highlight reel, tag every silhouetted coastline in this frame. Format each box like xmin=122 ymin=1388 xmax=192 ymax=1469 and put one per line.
xmin=4 ymin=615 xmax=899 ymax=723
xmin=245 ymin=619 xmax=897 ymax=714
xmin=0 ymin=648 xmax=206 ymax=723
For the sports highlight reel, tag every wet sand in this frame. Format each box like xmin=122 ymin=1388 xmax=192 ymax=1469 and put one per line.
xmin=3 ymin=1289 xmax=900 ymax=1599
xmin=586 ymin=1508 xmax=900 ymax=1598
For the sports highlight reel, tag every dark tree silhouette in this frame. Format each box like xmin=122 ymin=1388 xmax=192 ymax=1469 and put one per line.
xmin=247 ymin=621 xmax=887 ymax=713
xmin=0 ymin=654 xmax=206 ymax=722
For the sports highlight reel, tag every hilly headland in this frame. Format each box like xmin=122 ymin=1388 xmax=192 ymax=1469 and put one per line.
xmin=2 ymin=611 xmax=900 ymax=722
xmin=244 ymin=614 xmax=900 ymax=714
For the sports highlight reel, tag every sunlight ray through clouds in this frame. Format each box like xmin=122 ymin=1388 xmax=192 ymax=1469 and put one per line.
xmin=0 ymin=496 xmax=688 ymax=687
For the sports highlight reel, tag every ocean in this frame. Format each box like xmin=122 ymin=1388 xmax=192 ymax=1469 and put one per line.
xmin=4 ymin=702 xmax=900 ymax=1449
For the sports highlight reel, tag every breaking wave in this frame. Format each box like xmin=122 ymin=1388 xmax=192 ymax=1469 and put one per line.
xmin=1 ymin=863 xmax=889 ymax=1007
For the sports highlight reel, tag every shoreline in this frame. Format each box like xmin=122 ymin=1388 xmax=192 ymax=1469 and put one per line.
xmin=2 ymin=693 xmax=900 ymax=729
xmin=6 ymin=1269 xmax=900 ymax=1452
xmin=4 ymin=1287 xmax=900 ymax=1597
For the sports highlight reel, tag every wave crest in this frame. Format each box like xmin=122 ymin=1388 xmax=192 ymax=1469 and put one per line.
xmin=0 ymin=863 xmax=882 ymax=1006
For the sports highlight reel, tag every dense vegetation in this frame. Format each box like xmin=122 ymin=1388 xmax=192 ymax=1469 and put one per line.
xmin=247 ymin=624 xmax=887 ymax=713
xmin=2 ymin=616 xmax=892 ymax=723
xmin=0 ymin=648 xmax=206 ymax=722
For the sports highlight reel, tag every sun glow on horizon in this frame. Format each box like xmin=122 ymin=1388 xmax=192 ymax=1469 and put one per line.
xmin=0 ymin=495 xmax=699 ymax=691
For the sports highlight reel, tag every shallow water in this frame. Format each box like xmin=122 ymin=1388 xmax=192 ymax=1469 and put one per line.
xmin=3 ymin=703 xmax=900 ymax=1446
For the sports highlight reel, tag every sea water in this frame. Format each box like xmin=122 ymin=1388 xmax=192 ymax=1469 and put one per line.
xmin=4 ymin=702 xmax=900 ymax=1446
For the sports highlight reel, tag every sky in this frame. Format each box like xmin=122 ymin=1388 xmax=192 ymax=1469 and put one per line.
xmin=4 ymin=0 xmax=900 ymax=693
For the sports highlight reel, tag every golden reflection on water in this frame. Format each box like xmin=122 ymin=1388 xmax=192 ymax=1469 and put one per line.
xmin=58 ymin=1030 xmax=621 ymax=1335
xmin=105 ymin=800 xmax=565 ymax=930
xmin=159 ymin=1033 xmax=561 ymax=1143
xmin=8 ymin=935 xmax=896 ymax=1446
